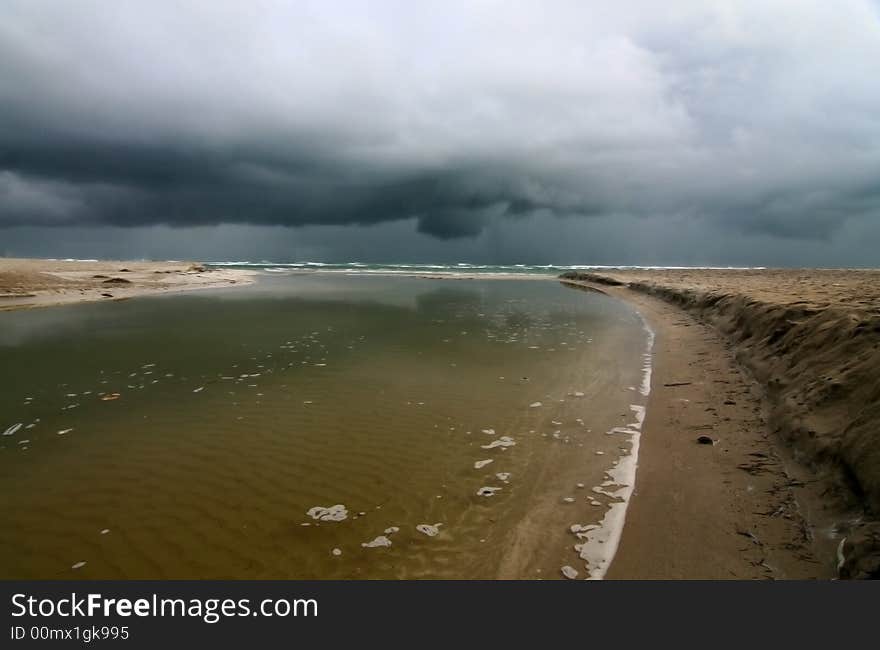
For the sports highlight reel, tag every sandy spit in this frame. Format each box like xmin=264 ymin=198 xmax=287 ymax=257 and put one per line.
xmin=562 ymin=268 xmax=880 ymax=579
xmin=0 ymin=258 xmax=256 ymax=311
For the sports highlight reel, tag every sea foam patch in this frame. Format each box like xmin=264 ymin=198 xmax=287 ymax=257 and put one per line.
xmin=416 ymin=523 xmax=442 ymax=537
xmin=481 ymin=436 xmax=515 ymax=450
xmin=3 ymin=423 xmax=22 ymax=437
xmin=561 ymin=565 xmax=579 ymax=580
xmin=575 ymin=315 xmax=654 ymax=580
xmin=361 ymin=535 xmax=392 ymax=548
xmin=307 ymin=504 xmax=349 ymax=522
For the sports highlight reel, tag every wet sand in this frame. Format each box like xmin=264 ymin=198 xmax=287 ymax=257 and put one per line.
xmin=563 ymin=269 xmax=880 ymax=579
xmin=0 ymin=258 xmax=255 ymax=311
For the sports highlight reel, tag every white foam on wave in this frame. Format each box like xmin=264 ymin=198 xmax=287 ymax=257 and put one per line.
xmin=205 ymin=261 xmax=769 ymax=278
xmin=575 ymin=314 xmax=654 ymax=580
xmin=474 ymin=459 xmax=494 ymax=469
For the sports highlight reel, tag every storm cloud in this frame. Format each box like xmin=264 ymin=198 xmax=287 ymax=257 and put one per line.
xmin=2 ymin=1 xmax=880 ymax=249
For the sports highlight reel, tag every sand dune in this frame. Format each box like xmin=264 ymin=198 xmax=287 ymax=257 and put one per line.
xmin=561 ymin=268 xmax=880 ymax=578
xmin=0 ymin=258 xmax=255 ymax=311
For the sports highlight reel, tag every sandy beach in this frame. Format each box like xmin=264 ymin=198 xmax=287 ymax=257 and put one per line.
xmin=563 ymin=269 xmax=880 ymax=579
xmin=2 ymin=259 xmax=877 ymax=578
xmin=0 ymin=258 xmax=256 ymax=311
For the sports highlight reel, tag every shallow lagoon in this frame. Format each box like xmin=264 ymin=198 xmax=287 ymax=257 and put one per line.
xmin=0 ymin=275 xmax=649 ymax=579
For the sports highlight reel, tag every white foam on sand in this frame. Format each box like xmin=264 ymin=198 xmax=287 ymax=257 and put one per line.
xmin=639 ymin=323 xmax=655 ymax=396
xmin=361 ymin=535 xmax=392 ymax=548
xmin=477 ymin=486 xmax=502 ymax=497
xmin=575 ymin=315 xmax=654 ymax=580
xmin=306 ymin=504 xmax=348 ymax=522
xmin=474 ymin=459 xmax=494 ymax=469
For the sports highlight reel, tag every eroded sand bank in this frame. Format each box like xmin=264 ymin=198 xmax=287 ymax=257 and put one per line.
xmin=0 ymin=258 xmax=255 ymax=311
xmin=562 ymin=269 xmax=880 ymax=579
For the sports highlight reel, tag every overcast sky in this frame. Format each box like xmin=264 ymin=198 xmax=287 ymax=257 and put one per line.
xmin=2 ymin=1 xmax=879 ymax=265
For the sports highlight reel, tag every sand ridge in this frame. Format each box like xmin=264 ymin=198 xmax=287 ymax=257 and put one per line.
xmin=0 ymin=258 xmax=256 ymax=311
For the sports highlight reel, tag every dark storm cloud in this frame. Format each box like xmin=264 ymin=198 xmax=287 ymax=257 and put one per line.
xmin=2 ymin=1 xmax=880 ymax=244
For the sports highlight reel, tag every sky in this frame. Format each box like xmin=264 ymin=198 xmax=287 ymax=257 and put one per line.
xmin=2 ymin=1 xmax=879 ymax=266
